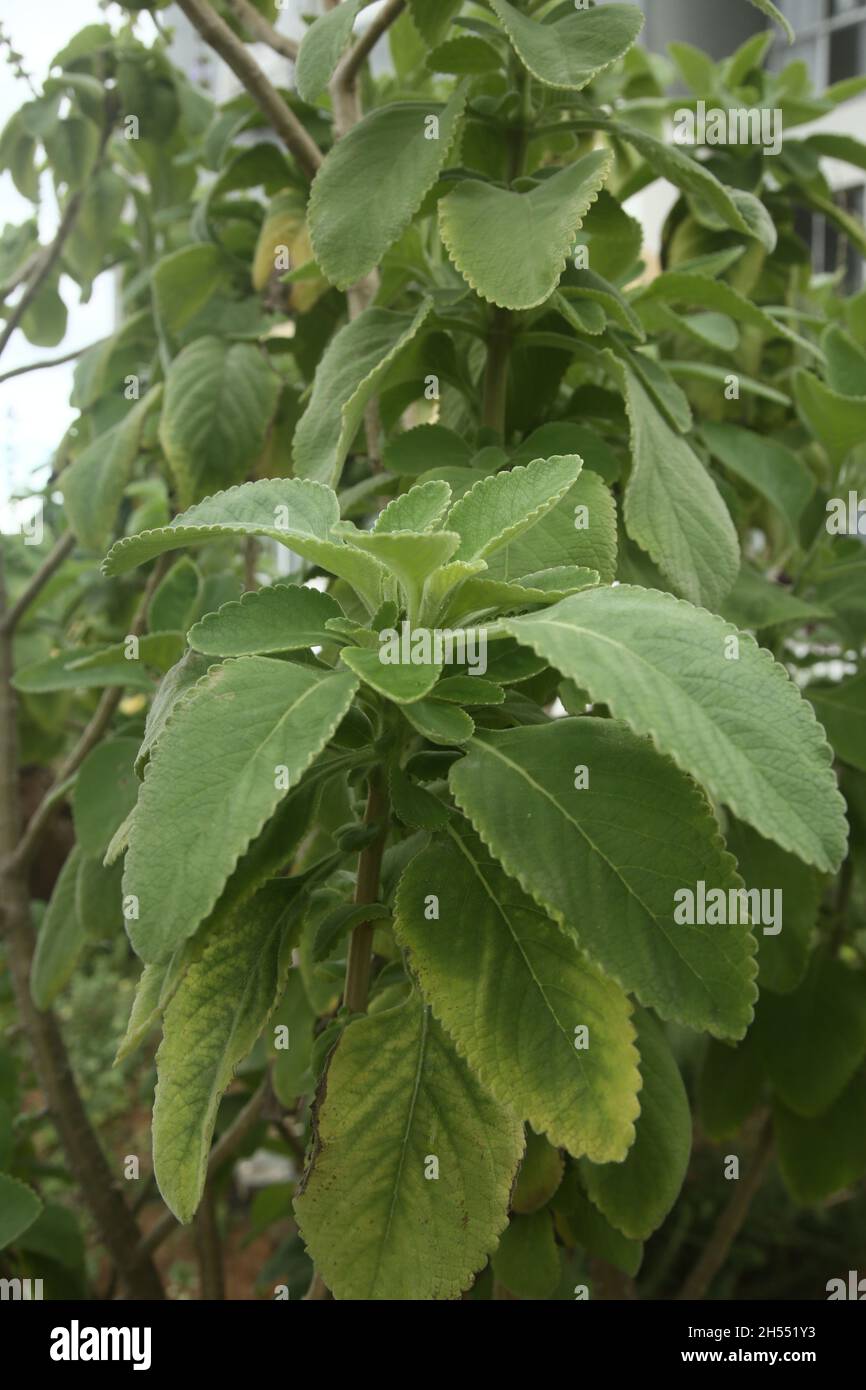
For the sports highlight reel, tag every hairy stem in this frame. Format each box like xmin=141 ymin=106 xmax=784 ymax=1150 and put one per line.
xmin=482 ymin=307 xmax=512 ymax=438
xmin=343 ymin=768 xmax=389 ymax=1015
xmin=175 ymin=0 xmax=322 ymax=179
xmin=226 ymin=0 xmax=298 ymax=61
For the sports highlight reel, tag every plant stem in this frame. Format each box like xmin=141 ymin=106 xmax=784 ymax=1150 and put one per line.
xmin=482 ymin=307 xmax=512 ymax=438
xmin=677 ymin=1115 xmax=775 ymax=1300
xmin=174 ymin=0 xmax=323 ymax=179
xmin=343 ymin=767 xmax=389 ymax=1015
xmin=0 ymin=547 xmax=163 ymax=1300
xmin=226 ymin=0 xmax=298 ymax=61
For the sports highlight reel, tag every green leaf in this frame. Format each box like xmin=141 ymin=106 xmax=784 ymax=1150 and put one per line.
xmin=312 ymin=901 xmax=391 ymax=964
xmin=484 ymin=470 xmax=617 ymax=585
xmin=637 ymin=271 xmax=801 ymax=348
xmin=149 ymin=557 xmax=201 ymax=633
xmin=135 ymin=649 xmax=214 ymax=777
xmin=408 ymin=0 xmax=462 ymax=45
xmin=295 ymin=0 xmax=362 ymax=104
xmin=492 ymin=1211 xmax=560 ymax=1299
xmin=341 ymin=642 xmax=442 ymax=703
xmin=294 ymin=993 xmax=524 ymax=1300
xmin=746 ymin=0 xmax=795 ymax=43
xmin=774 ymin=1073 xmax=866 ymax=1206
xmin=272 ymin=970 xmax=316 ymax=1106
xmin=450 ymin=720 xmax=757 ymax=1037
xmin=293 ymin=300 xmax=432 ymax=488
xmin=807 ymin=673 xmax=866 ymax=773
xmin=389 ymin=764 xmax=450 ymax=830
xmin=427 ymin=35 xmax=502 ymax=74
xmin=754 ymin=956 xmax=866 ymax=1118
xmin=0 ymin=1174 xmax=43 ymax=1251
xmin=794 ymin=369 xmax=866 ymax=466
xmin=158 ymin=337 xmax=281 ymax=507
xmin=347 ymin=529 xmax=460 ymax=614
xmin=490 ymin=0 xmax=644 ymax=90
xmin=608 ymin=353 xmax=739 ymax=610
xmin=570 ymin=190 xmax=643 ymax=284
xmin=310 ymin=92 xmax=465 ymax=289
xmin=384 ymin=423 xmax=472 ymax=477
xmin=394 ymin=823 xmax=641 ymax=1160
xmin=402 ymin=698 xmax=474 ymax=745
xmin=605 ymin=120 xmax=753 ymax=240
xmin=720 ymin=567 xmax=831 ymax=633
xmin=124 ymin=659 xmax=358 ymax=962
xmin=72 ymin=738 xmax=141 ymax=857
xmin=189 ymin=584 xmax=342 ymax=656
xmin=153 ymin=882 xmax=297 ymax=1222
xmin=115 ymin=959 xmax=174 ymax=1064
xmin=373 ymin=480 xmax=452 ymax=533
xmin=13 ymin=635 xmax=181 ymax=693
xmin=103 ymin=479 xmax=386 ymax=608
xmin=61 ymin=387 xmax=162 ymax=552
xmin=504 ymin=586 xmax=848 ymax=874
xmin=702 ymin=423 xmax=814 ymax=539
xmin=552 ymin=1166 xmax=643 ymax=1277
xmin=512 ymin=1129 xmax=564 ymax=1215
xmin=725 ymin=818 xmax=820 ymax=995
xmin=822 ymin=323 xmax=866 ymax=396
xmin=446 ymin=456 xmax=581 ymax=562
xmin=698 ymin=1034 xmax=765 ymax=1142
xmin=31 ymin=847 xmax=87 ymax=1010
xmin=76 ymin=854 xmax=123 ymax=940
xmin=152 ymin=244 xmax=232 ymax=337
xmin=439 ymin=152 xmax=612 ymax=309
xmin=580 ymin=1012 xmax=691 ymax=1241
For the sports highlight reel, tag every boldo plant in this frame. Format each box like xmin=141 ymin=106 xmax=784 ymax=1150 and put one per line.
xmin=1 ymin=0 xmax=866 ymax=1302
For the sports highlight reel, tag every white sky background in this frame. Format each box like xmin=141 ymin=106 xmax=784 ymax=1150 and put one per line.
xmin=0 ymin=1 xmax=128 ymax=528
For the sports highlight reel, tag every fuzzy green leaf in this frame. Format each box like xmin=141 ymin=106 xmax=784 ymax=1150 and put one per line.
xmin=504 ymin=586 xmax=848 ymax=873
xmin=295 ymin=0 xmax=362 ymax=104
xmin=439 ymin=152 xmax=612 ymax=309
xmin=609 ymin=353 xmax=739 ymax=609
xmin=310 ymin=92 xmax=465 ymax=288
xmin=124 ymin=659 xmax=358 ymax=963
xmin=31 ymin=847 xmax=86 ymax=1010
xmin=580 ymin=1012 xmax=691 ymax=1240
xmin=490 ymin=0 xmax=643 ymax=90
xmin=153 ymin=882 xmax=298 ymax=1222
xmin=159 ymin=337 xmax=281 ymax=507
xmin=450 ymin=720 xmax=757 ymax=1037
xmin=294 ymin=301 xmax=432 ymax=488
xmin=294 ymin=992 xmax=524 ymax=1300
xmin=188 ymin=584 xmax=342 ymax=656
xmin=395 ymin=823 xmax=641 ymax=1159
xmin=446 ymin=456 xmax=581 ymax=562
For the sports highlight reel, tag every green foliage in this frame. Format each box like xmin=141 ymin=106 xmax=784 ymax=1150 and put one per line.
xmin=4 ymin=0 xmax=866 ymax=1304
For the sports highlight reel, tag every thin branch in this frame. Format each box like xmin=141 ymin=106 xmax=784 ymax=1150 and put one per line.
xmin=0 ymin=246 xmax=47 ymax=302
xmin=343 ymin=768 xmax=389 ymax=1014
xmin=11 ymin=554 xmax=169 ymax=873
xmin=0 ymin=549 xmax=163 ymax=1300
xmin=335 ymin=0 xmax=406 ymax=92
xmin=175 ymin=0 xmax=322 ymax=179
xmin=226 ymin=0 xmax=298 ymax=62
xmin=678 ymin=1115 xmax=775 ymax=1301
xmin=0 ymin=117 xmax=113 ymax=363
xmin=0 ymin=530 xmax=75 ymax=637
xmin=137 ymin=1077 xmax=271 ymax=1260
xmin=194 ymin=1178 xmax=225 ymax=1300
xmin=0 ymin=344 xmax=95 ymax=387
